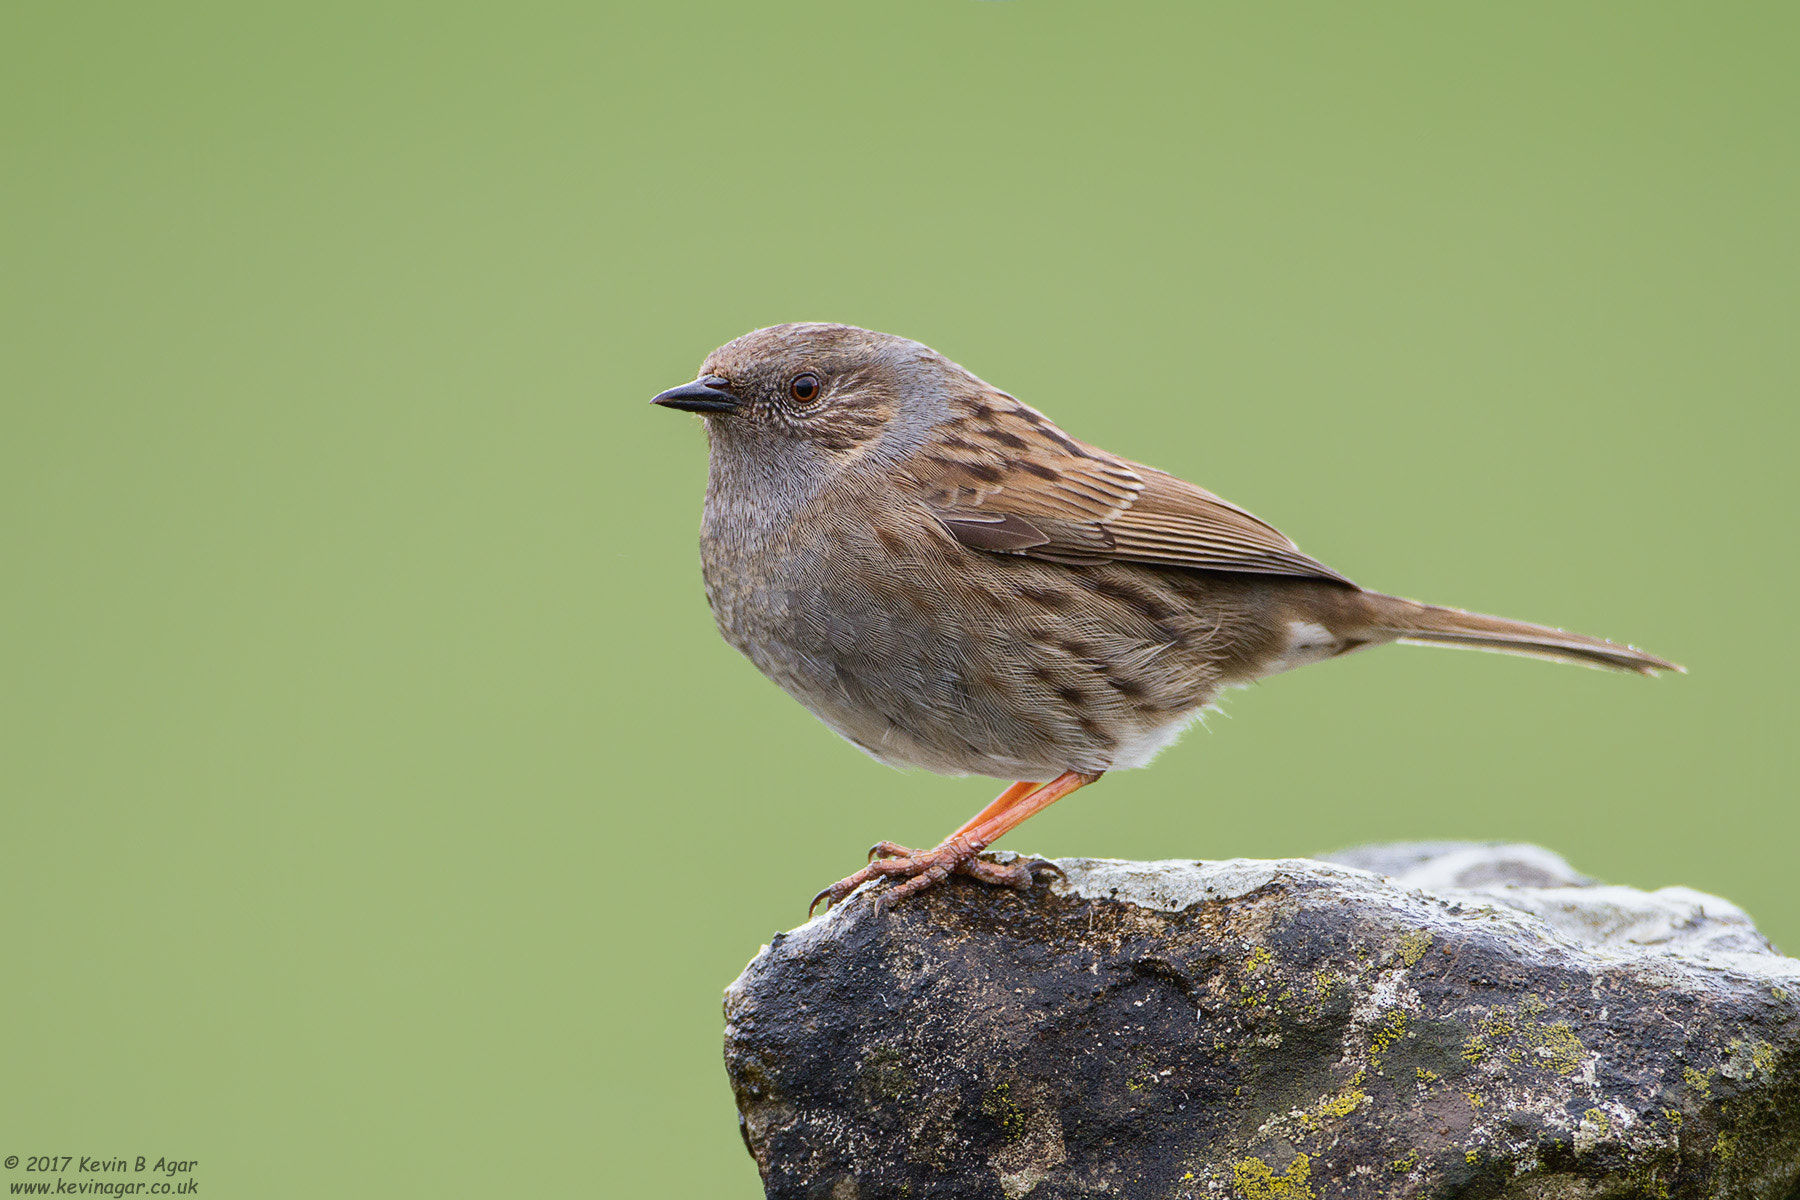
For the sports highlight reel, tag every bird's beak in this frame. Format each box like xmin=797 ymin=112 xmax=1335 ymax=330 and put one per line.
xmin=651 ymin=375 xmax=740 ymax=414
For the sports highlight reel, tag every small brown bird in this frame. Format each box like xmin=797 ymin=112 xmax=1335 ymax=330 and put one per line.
xmin=653 ymin=323 xmax=1679 ymax=912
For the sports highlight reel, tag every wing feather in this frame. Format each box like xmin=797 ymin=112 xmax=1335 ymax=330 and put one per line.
xmin=909 ymin=396 xmax=1353 ymax=585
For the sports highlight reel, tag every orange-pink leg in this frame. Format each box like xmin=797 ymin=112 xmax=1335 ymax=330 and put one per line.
xmin=951 ymin=779 xmax=1044 ymax=838
xmin=860 ymin=780 xmax=1042 ymax=863
xmin=809 ymin=771 xmax=1103 ymax=914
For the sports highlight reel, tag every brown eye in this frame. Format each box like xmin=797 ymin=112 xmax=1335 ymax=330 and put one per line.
xmin=789 ymin=372 xmax=821 ymax=403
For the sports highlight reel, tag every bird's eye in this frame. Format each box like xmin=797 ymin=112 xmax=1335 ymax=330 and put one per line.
xmin=789 ymin=372 xmax=821 ymax=403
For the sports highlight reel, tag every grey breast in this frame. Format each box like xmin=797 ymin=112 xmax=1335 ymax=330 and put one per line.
xmin=704 ymin=480 xmax=1236 ymax=778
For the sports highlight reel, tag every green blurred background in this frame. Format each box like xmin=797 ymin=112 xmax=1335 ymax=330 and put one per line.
xmin=3 ymin=3 xmax=1794 ymax=1195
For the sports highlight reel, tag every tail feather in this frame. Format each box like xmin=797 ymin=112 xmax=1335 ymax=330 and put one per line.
xmin=1354 ymin=592 xmax=1682 ymax=676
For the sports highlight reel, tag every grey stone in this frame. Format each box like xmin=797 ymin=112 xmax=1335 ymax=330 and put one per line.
xmin=723 ymin=844 xmax=1800 ymax=1199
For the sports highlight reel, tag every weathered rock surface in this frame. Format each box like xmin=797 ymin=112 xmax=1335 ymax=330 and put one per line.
xmin=723 ymin=844 xmax=1800 ymax=1199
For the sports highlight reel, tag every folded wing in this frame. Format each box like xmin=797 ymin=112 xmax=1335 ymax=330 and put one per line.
xmin=908 ymin=394 xmax=1353 ymax=585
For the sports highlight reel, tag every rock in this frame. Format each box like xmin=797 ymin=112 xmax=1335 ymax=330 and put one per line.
xmin=722 ymin=843 xmax=1800 ymax=1199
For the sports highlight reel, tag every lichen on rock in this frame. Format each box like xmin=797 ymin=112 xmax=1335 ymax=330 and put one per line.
xmin=723 ymin=843 xmax=1800 ymax=1198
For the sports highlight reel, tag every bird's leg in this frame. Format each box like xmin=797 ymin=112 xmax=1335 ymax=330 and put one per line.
xmin=875 ymin=771 xmax=1099 ymax=908
xmin=939 ymin=779 xmax=1065 ymax=888
xmin=859 ymin=781 xmax=1043 ymax=864
xmin=809 ymin=772 xmax=1101 ymax=914
xmin=812 ymin=777 xmax=1041 ymax=914
xmin=948 ymin=780 xmax=1045 ymax=839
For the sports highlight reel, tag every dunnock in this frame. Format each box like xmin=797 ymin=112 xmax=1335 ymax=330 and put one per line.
xmin=653 ymin=323 xmax=1679 ymax=911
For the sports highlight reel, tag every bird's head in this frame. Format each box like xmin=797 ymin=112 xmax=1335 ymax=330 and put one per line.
xmin=653 ymin=323 xmax=977 ymax=464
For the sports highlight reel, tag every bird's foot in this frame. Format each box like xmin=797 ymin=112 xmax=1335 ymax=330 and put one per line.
xmin=809 ymin=837 xmax=1058 ymax=914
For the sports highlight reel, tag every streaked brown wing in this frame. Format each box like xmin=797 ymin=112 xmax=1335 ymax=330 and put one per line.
xmin=1106 ymin=466 xmax=1354 ymax=583
xmin=911 ymin=396 xmax=1354 ymax=585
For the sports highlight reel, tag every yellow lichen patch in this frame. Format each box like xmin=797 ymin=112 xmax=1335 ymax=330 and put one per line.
xmin=1466 ymin=1149 xmax=1480 ymax=1165
xmin=1584 ymin=1108 xmax=1610 ymax=1132
xmin=1462 ymin=1007 xmax=1509 ymax=1064
xmin=1774 ymin=986 xmax=1790 ymax=1003
xmin=1370 ymin=1010 xmax=1408 ymax=1068
xmin=1663 ymin=1109 xmax=1683 ymax=1127
xmin=1530 ymin=1021 xmax=1584 ymax=1074
xmin=1296 ymin=1081 xmax=1369 ymax=1132
xmin=1298 ymin=969 xmax=1342 ymax=1019
xmin=1311 ymin=969 xmax=1338 ymax=998
xmin=1714 ymin=1131 xmax=1738 ymax=1161
xmin=1466 ymin=1091 xmax=1484 ymax=1109
xmin=1245 ymin=946 xmax=1273 ymax=973
xmin=1390 ymin=1150 xmax=1419 ymax=1174
xmin=1397 ymin=929 xmax=1433 ymax=966
xmin=982 ymin=1083 xmax=1026 ymax=1142
xmin=1682 ymin=1067 xmax=1712 ymax=1097
xmin=1232 ymin=1154 xmax=1313 ymax=1200
xmin=1624 ymin=1165 xmax=1673 ymax=1200
xmin=1461 ymin=1001 xmax=1583 ymax=1075
xmin=1415 ymin=1068 xmax=1439 ymax=1087
xmin=1716 ymin=1035 xmax=1776 ymax=1082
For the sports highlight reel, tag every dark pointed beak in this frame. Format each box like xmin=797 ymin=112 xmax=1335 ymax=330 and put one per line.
xmin=651 ymin=375 xmax=739 ymax=414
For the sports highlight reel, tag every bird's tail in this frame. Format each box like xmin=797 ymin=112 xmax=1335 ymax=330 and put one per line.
xmin=1350 ymin=591 xmax=1682 ymax=676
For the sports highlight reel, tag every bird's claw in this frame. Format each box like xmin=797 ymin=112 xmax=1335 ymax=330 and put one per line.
xmin=807 ymin=867 xmax=875 ymax=916
xmin=810 ymin=840 xmax=1053 ymax=915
